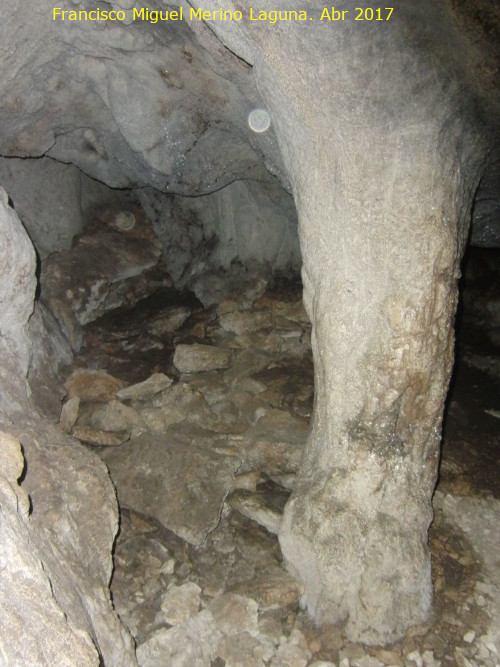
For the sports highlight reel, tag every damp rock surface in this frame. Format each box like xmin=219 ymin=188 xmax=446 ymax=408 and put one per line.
xmin=173 ymin=343 xmax=232 ymax=373
xmin=40 ymin=216 xmax=162 ymax=352
xmin=0 ymin=0 xmax=499 ymax=661
xmin=101 ymin=432 xmax=242 ymax=545
xmin=57 ymin=274 xmax=500 ymax=667
xmin=0 ymin=431 xmax=100 ymax=666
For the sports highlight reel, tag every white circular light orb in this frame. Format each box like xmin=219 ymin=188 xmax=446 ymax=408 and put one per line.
xmin=248 ymin=109 xmax=271 ymax=133
xmin=115 ymin=211 xmax=136 ymax=231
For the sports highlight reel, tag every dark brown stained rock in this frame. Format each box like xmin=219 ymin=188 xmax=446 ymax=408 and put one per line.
xmin=65 ymin=368 xmax=127 ymax=403
xmin=231 ymin=567 xmax=303 ymax=613
xmin=100 ymin=432 xmax=241 ymax=545
xmin=72 ymin=425 xmax=130 ymax=447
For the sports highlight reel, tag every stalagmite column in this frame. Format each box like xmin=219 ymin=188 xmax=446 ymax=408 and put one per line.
xmin=278 ymin=124 xmax=469 ymax=643
xmin=190 ymin=0 xmax=486 ymax=643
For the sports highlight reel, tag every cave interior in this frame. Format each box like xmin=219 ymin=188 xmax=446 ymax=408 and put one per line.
xmin=0 ymin=2 xmax=499 ymax=666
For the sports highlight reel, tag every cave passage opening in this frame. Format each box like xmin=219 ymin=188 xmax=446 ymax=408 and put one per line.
xmin=4 ymin=140 xmax=498 ymax=662
xmin=6 ymin=147 xmax=318 ymax=651
xmin=1 ymin=3 xmax=499 ymax=661
xmin=0 ymin=4 xmax=320 ymax=647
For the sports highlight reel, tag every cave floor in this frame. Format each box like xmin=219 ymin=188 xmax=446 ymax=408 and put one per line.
xmin=61 ymin=277 xmax=500 ymax=667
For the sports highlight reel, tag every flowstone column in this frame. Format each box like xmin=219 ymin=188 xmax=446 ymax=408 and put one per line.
xmin=185 ymin=0 xmax=486 ymax=644
xmin=278 ymin=126 xmax=470 ymax=644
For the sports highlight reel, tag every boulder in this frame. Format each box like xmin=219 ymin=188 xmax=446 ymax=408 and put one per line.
xmin=100 ymin=431 xmax=241 ymax=545
xmin=0 ymin=157 xmax=83 ymax=258
xmin=173 ymin=343 xmax=232 ymax=373
xmin=0 ymin=432 xmax=100 ymax=666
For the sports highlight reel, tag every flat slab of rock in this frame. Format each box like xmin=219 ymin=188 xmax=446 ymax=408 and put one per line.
xmin=116 ymin=373 xmax=173 ymax=401
xmin=65 ymin=368 xmax=127 ymax=402
xmin=41 ymin=230 xmax=162 ymax=329
xmin=100 ymin=432 xmax=241 ymax=545
xmin=173 ymin=343 xmax=232 ymax=373
xmin=219 ymin=310 xmax=272 ymax=335
xmin=146 ymin=306 xmax=192 ymax=335
xmin=72 ymin=425 xmax=129 ymax=447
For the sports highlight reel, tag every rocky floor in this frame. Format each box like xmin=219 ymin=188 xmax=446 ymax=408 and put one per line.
xmin=54 ymin=262 xmax=500 ymax=666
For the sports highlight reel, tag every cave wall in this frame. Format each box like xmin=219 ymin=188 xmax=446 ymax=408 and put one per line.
xmin=139 ymin=178 xmax=301 ymax=305
xmin=0 ymin=157 xmax=84 ymax=258
xmin=189 ymin=0 xmax=498 ymax=643
xmin=0 ymin=0 xmax=499 ymax=660
xmin=0 ymin=186 xmax=37 ymax=414
xmin=0 ymin=191 xmax=136 ymax=665
xmin=0 ymin=0 xmax=286 ymax=193
xmin=471 ymin=160 xmax=500 ymax=247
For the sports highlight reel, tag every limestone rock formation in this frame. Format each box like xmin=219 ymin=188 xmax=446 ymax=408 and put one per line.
xmin=0 ymin=195 xmax=136 ymax=664
xmin=0 ymin=187 xmax=36 ymax=413
xmin=116 ymin=373 xmax=174 ymax=401
xmin=101 ymin=431 xmax=241 ymax=545
xmin=18 ymin=421 xmax=137 ymax=664
xmin=28 ymin=302 xmax=74 ymax=419
xmin=0 ymin=157 xmax=84 ymax=258
xmin=41 ymin=220 xmax=162 ymax=351
xmin=0 ymin=431 xmax=100 ymax=666
xmin=0 ymin=0 xmax=499 ymax=658
xmin=181 ymin=0 xmax=496 ymax=643
xmin=139 ymin=179 xmax=300 ymax=305
xmin=173 ymin=342 xmax=232 ymax=373
xmin=0 ymin=0 xmax=284 ymax=193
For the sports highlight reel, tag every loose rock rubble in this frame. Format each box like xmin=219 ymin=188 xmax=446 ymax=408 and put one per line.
xmin=49 ymin=250 xmax=500 ymax=666
xmin=41 ymin=207 xmax=163 ymax=353
xmin=63 ymin=277 xmax=313 ymax=550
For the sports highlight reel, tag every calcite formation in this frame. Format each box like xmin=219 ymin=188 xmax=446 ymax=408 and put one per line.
xmin=0 ymin=0 xmax=499 ymax=661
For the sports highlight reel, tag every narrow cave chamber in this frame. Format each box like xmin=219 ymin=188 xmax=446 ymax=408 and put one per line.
xmin=1 ymin=150 xmax=498 ymax=664
xmin=1 ymin=3 xmax=500 ymax=665
xmin=4 ymin=152 xmax=316 ymax=658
